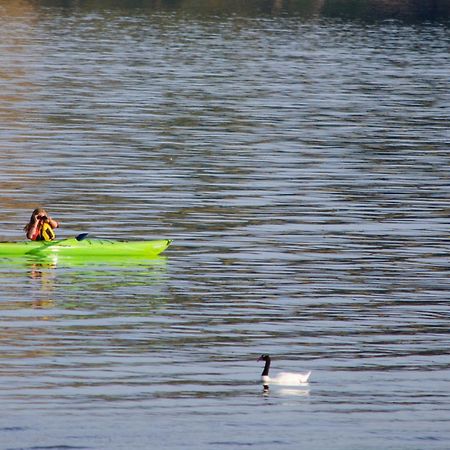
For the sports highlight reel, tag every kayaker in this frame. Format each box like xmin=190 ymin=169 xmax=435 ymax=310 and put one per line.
xmin=24 ymin=208 xmax=59 ymax=241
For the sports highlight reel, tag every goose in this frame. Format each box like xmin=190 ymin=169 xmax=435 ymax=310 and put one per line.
xmin=258 ymin=354 xmax=311 ymax=389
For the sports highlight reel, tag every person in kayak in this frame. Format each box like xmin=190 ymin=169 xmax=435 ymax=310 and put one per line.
xmin=24 ymin=208 xmax=59 ymax=241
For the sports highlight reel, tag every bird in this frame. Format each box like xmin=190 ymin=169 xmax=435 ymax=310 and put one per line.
xmin=258 ymin=354 xmax=311 ymax=390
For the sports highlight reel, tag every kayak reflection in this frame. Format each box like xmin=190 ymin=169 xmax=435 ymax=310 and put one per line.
xmin=0 ymin=255 xmax=169 ymax=309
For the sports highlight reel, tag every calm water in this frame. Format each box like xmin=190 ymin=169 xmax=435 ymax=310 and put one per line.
xmin=1 ymin=3 xmax=449 ymax=450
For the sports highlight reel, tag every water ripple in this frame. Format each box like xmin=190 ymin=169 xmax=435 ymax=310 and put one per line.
xmin=0 ymin=7 xmax=449 ymax=450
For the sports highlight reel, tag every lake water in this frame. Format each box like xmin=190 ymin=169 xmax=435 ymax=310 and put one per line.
xmin=0 ymin=2 xmax=449 ymax=449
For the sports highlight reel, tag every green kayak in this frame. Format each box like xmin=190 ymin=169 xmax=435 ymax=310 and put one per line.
xmin=0 ymin=237 xmax=172 ymax=258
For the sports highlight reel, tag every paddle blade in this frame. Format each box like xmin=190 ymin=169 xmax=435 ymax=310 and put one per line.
xmin=76 ymin=233 xmax=89 ymax=241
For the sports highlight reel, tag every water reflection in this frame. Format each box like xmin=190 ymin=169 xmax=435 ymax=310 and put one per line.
xmin=263 ymin=386 xmax=311 ymax=397
xmin=0 ymin=255 xmax=168 ymax=310
xmin=28 ymin=260 xmax=57 ymax=309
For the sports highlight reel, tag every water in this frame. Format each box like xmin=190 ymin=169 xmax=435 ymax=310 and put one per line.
xmin=1 ymin=2 xmax=449 ymax=449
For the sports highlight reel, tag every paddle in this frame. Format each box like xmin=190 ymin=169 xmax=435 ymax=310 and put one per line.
xmin=76 ymin=233 xmax=89 ymax=241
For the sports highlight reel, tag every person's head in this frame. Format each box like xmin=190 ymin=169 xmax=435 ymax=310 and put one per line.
xmin=30 ymin=208 xmax=48 ymax=222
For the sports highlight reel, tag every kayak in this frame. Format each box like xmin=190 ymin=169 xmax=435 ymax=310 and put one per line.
xmin=0 ymin=237 xmax=172 ymax=258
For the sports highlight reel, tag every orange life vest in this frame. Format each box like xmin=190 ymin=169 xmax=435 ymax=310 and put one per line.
xmin=30 ymin=221 xmax=56 ymax=241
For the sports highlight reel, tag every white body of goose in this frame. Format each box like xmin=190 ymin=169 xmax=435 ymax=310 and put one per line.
xmin=258 ymin=354 xmax=311 ymax=387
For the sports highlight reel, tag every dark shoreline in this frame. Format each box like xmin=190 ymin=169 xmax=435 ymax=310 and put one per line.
xmin=19 ymin=0 xmax=450 ymax=21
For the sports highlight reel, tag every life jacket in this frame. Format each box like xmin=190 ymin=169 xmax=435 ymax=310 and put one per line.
xmin=40 ymin=221 xmax=56 ymax=241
